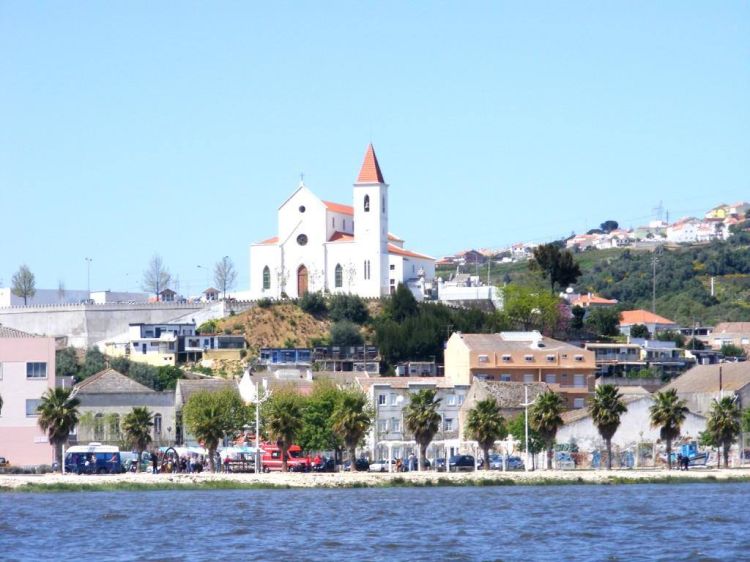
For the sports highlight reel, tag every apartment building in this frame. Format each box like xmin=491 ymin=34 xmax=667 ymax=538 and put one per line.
xmin=0 ymin=327 xmax=56 ymax=466
xmin=444 ymin=331 xmax=596 ymax=409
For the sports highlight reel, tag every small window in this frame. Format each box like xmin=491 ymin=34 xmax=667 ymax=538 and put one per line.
xmin=574 ymin=355 xmax=584 ymax=362
xmin=335 ymin=264 xmax=343 ymax=288
xmin=378 ymin=419 xmax=387 ymax=432
xmin=545 ymin=374 xmax=557 ymax=384
xmin=297 ymin=234 xmax=308 ymax=246
xmin=546 ymin=354 xmax=556 ymax=362
xmin=573 ymin=374 xmax=586 ymax=388
xmin=26 ymin=362 xmax=47 ymax=379
xmin=457 ymin=395 xmax=464 ymax=405
xmin=391 ymin=418 xmax=401 ymax=432
xmin=502 ymin=354 xmax=512 ymax=362
xmin=378 ymin=394 xmax=386 ymax=405
xmin=478 ymin=354 xmax=489 ymax=363
xmin=26 ymin=399 xmax=41 ymax=417
xmin=263 ymin=266 xmax=271 ymax=290
xmin=524 ymin=355 xmax=534 ymax=362
xmin=390 ymin=264 xmax=395 ymax=271
xmin=444 ymin=418 xmax=454 ymax=431
xmin=299 ymin=205 xmax=306 ymax=213
xmin=154 ymin=414 xmax=162 ymax=436
xmin=500 ymin=374 xmax=511 ymax=382
xmin=364 ymin=194 xmax=370 ymax=212
xmin=573 ymin=398 xmax=585 ymax=409
xmin=446 ymin=395 xmax=456 ymax=406
xmin=523 ymin=374 xmax=535 ymax=383
xmin=389 ymin=393 xmax=397 ymax=406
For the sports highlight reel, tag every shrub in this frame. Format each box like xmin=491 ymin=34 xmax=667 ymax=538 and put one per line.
xmin=197 ymin=319 xmax=219 ymax=334
xmin=299 ymin=291 xmax=328 ymax=317
xmin=257 ymin=298 xmax=273 ymax=309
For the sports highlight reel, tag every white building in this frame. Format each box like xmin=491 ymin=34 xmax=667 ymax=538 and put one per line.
xmin=0 ymin=288 xmax=149 ymax=307
xmin=249 ymin=145 xmax=435 ymax=300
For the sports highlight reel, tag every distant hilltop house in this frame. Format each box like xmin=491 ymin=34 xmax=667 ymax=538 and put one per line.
xmin=710 ymin=322 xmax=750 ymax=351
xmin=249 ymin=145 xmax=436 ymax=300
xmin=566 ymin=292 xmax=618 ymax=309
xmin=566 ymin=230 xmax=634 ymax=252
xmin=618 ymin=309 xmax=678 ymax=337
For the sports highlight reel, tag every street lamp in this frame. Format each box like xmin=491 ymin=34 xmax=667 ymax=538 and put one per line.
xmin=520 ymin=384 xmax=535 ymax=472
xmin=197 ymin=264 xmax=209 ymax=289
xmin=85 ymin=257 xmax=93 ymax=297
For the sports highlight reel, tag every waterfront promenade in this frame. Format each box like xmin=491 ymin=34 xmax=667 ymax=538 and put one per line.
xmin=2 ymin=467 xmax=750 ymax=491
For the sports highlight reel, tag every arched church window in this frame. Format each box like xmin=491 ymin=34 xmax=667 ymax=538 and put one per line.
xmin=364 ymin=195 xmax=370 ymax=212
xmin=262 ymin=266 xmax=271 ymax=290
xmin=335 ymin=264 xmax=343 ymax=288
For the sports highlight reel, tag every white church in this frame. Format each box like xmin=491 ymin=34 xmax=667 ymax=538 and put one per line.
xmin=249 ymin=145 xmax=436 ymax=300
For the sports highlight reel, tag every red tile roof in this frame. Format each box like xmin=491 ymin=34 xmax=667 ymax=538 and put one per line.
xmin=388 ymin=244 xmax=434 ymax=260
xmin=256 ymin=236 xmax=278 ymax=245
xmin=388 ymin=233 xmax=403 ymax=242
xmin=620 ymin=309 xmax=676 ymax=326
xmin=356 ymin=144 xmax=385 ymax=184
xmin=323 ymin=201 xmax=354 ymax=215
xmin=328 ymin=231 xmax=354 ymax=242
xmin=571 ymin=294 xmax=619 ymax=306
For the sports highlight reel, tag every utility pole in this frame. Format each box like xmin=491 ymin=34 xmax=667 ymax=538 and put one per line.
xmin=85 ymin=257 xmax=93 ymax=297
xmin=651 ymin=251 xmax=658 ymax=313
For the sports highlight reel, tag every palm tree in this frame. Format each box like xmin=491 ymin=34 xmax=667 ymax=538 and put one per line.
xmin=122 ymin=407 xmax=154 ymax=473
xmin=37 ymin=387 xmax=80 ymax=469
xmin=403 ymin=389 xmax=442 ymax=470
xmin=331 ymin=388 xmax=373 ymax=472
xmin=650 ymin=389 xmax=688 ymax=470
xmin=707 ymin=396 xmax=741 ymax=468
xmin=465 ymin=398 xmax=507 ymax=470
xmin=264 ymin=391 xmax=303 ymax=472
xmin=529 ymin=390 xmax=564 ymax=469
xmin=588 ymin=385 xmax=627 ymax=470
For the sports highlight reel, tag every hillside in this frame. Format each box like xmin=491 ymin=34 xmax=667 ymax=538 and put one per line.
xmin=213 ymin=303 xmax=332 ymax=357
xmin=438 ymin=234 xmax=750 ymax=326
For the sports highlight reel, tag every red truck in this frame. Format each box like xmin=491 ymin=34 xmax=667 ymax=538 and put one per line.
xmin=260 ymin=443 xmax=311 ymax=472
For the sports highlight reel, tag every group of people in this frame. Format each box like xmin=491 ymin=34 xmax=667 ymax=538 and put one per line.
xmin=675 ymin=453 xmax=691 ymax=471
xmin=394 ymin=453 xmax=418 ymax=472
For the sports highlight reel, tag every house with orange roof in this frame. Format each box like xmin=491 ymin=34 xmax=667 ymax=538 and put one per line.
xmin=619 ymin=309 xmax=678 ymax=336
xmin=568 ymin=293 xmax=618 ymax=308
xmin=249 ymin=145 xmax=435 ymax=299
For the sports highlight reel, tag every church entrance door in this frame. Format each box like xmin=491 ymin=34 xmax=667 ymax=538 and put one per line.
xmin=297 ymin=265 xmax=308 ymax=296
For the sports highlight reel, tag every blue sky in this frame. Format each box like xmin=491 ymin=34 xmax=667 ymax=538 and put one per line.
xmin=1 ymin=2 xmax=748 ymax=294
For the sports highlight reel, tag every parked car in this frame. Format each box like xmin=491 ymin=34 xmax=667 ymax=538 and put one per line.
xmin=434 ymin=458 xmax=447 ymax=472
xmin=343 ymin=458 xmax=370 ymax=471
xmin=488 ymin=454 xmax=524 ymax=470
xmin=312 ymin=457 xmax=336 ymax=473
xmin=400 ymin=458 xmax=431 ymax=471
xmin=448 ymin=455 xmax=475 ymax=472
xmin=0 ymin=456 xmax=9 ymax=468
xmin=368 ymin=459 xmax=395 ymax=472
xmin=260 ymin=443 xmax=311 ymax=472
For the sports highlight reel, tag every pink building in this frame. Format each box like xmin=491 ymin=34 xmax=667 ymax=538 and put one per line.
xmin=0 ymin=326 xmax=56 ymax=466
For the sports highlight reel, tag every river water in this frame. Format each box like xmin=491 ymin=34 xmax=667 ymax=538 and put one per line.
xmin=1 ymin=483 xmax=748 ymax=561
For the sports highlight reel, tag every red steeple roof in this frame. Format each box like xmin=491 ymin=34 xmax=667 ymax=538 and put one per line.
xmin=356 ymin=144 xmax=385 ymax=184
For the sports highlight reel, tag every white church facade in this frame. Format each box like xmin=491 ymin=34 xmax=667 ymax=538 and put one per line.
xmin=249 ymin=145 xmax=435 ymax=300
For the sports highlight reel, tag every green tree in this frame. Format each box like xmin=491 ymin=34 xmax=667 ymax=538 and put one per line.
xmin=329 ymin=294 xmax=370 ymax=324
xmin=263 ymin=389 xmax=304 ymax=472
xmin=600 ymin=220 xmax=619 ymax=233
xmin=37 ymin=387 xmax=80 ymax=469
xmin=706 ymin=396 xmax=741 ymax=468
xmin=403 ymin=388 xmax=442 ymax=470
xmin=388 ymin=283 xmax=418 ymax=322
xmin=331 ymin=388 xmax=373 ymax=471
xmin=80 ymin=348 xmax=107 ymax=379
xmin=502 ymin=285 xmax=560 ymax=333
xmin=720 ymin=343 xmax=745 ymax=358
xmin=465 ymin=398 xmax=507 ymax=470
xmin=297 ymin=381 xmax=343 ymax=456
xmin=507 ymin=413 xmax=543 ymax=469
xmin=588 ymin=385 xmax=627 ymax=470
xmin=56 ymin=347 xmax=80 ymax=378
xmin=529 ymin=390 xmax=564 ymax=469
xmin=686 ymin=338 xmax=705 ymax=351
xmin=183 ymin=388 xmax=248 ymax=472
xmin=529 ymin=243 xmax=582 ymax=294
xmin=330 ymin=320 xmax=364 ymax=346
xmin=649 ymin=389 xmax=689 ymax=470
xmin=11 ymin=264 xmax=36 ymax=305
xmin=585 ymin=307 xmax=621 ymax=338
xmin=629 ymin=324 xmax=650 ymax=339
xmin=656 ymin=330 xmax=685 ymax=347
xmin=742 ymin=408 xmax=750 ymax=433
xmin=570 ymin=305 xmax=586 ymax=331
xmin=122 ymin=407 xmax=154 ymax=472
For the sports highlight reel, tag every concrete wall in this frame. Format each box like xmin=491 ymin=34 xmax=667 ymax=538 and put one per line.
xmin=0 ymin=301 xmax=253 ymax=349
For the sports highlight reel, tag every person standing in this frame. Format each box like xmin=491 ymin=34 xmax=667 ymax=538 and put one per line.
xmin=152 ymin=451 xmax=159 ymax=474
